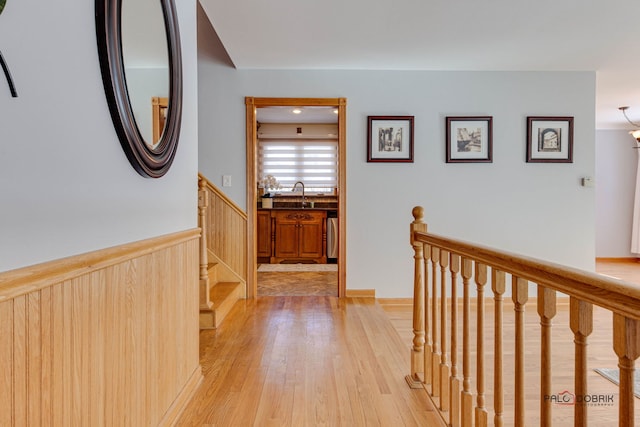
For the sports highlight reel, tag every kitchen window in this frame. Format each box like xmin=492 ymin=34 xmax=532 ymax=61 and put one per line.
xmin=258 ymin=139 xmax=338 ymax=194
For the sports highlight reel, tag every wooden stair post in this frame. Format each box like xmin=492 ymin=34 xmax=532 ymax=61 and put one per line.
xmin=439 ymin=249 xmax=450 ymax=411
xmin=570 ymin=297 xmax=593 ymax=427
xmin=475 ymin=263 xmax=488 ymax=427
xmin=461 ymin=257 xmax=474 ymax=427
xmin=613 ymin=314 xmax=640 ymax=427
xmin=198 ymin=177 xmax=212 ymax=311
xmin=407 ymin=206 xmax=427 ymax=388
xmin=492 ymin=269 xmax=506 ymax=427
xmin=512 ymin=277 xmax=528 ymax=427
xmin=450 ymin=254 xmax=462 ymax=427
xmin=431 ymin=246 xmax=441 ymax=397
xmin=538 ymin=286 xmax=556 ymax=427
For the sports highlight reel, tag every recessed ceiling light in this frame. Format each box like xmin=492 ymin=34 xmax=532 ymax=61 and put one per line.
xmin=292 ymin=108 xmax=302 ymax=114
xmin=333 ymin=109 xmax=338 ymax=114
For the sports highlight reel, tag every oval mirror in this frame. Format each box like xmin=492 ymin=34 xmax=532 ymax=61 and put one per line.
xmin=95 ymin=0 xmax=182 ymax=178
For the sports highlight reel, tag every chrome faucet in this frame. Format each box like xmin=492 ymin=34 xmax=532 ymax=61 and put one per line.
xmin=292 ymin=181 xmax=306 ymax=208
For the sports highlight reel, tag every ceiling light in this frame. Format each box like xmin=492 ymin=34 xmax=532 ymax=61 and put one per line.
xmin=619 ymin=106 xmax=640 ymax=146
xmin=333 ymin=109 xmax=338 ymax=114
xmin=292 ymin=108 xmax=302 ymax=114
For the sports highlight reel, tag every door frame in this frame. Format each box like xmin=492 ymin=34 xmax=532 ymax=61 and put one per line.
xmin=245 ymin=97 xmax=347 ymax=298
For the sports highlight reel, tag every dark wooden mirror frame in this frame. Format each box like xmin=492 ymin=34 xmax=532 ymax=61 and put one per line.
xmin=95 ymin=0 xmax=183 ymax=178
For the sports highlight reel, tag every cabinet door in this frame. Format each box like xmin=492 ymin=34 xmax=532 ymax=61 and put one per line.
xmin=256 ymin=210 xmax=272 ymax=258
xmin=274 ymin=213 xmax=299 ymax=258
xmin=298 ymin=219 xmax=324 ymax=259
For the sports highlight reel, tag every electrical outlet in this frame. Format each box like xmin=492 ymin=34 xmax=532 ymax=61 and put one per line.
xmin=222 ymin=175 xmax=232 ymax=187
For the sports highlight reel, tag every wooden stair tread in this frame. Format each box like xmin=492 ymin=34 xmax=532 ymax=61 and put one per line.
xmin=200 ymin=281 xmax=242 ymax=329
xmin=200 ymin=254 xmax=245 ymax=330
xmin=210 ymin=281 xmax=241 ymax=305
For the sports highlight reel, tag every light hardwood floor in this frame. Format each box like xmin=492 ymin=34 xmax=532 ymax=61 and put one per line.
xmin=595 ymin=257 xmax=640 ymax=283
xmin=176 ymin=297 xmax=442 ymax=426
xmin=177 ymin=259 xmax=640 ymax=426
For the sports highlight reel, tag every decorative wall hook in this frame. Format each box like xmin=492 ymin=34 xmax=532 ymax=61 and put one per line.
xmin=0 ymin=0 xmax=16 ymax=98
xmin=0 ymin=50 xmax=17 ymax=98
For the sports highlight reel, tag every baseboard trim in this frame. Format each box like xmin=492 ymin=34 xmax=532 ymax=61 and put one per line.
xmin=378 ymin=298 xmax=413 ymax=305
xmin=158 ymin=366 xmax=204 ymax=427
xmin=346 ymin=289 xmax=376 ymax=298
xmin=596 ymin=257 xmax=640 ymax=262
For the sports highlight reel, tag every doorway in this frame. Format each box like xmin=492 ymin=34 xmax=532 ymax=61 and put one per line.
xmin=245 ymin=97 xmax=347 ymax=298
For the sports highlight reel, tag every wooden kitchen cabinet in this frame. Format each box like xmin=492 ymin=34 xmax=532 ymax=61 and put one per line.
xmin=256 ymin=210 xmax=272 ymax=262
xmin=270 ymin=210 xmax=326 ymax=264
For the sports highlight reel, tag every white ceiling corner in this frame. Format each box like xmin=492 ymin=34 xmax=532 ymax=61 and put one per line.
xmin=199 ymin=0 xmax=640 ymax=129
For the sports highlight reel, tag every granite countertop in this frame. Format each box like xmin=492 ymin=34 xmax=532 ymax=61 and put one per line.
xmin=258 ymin=206 xmax=337 ymax=211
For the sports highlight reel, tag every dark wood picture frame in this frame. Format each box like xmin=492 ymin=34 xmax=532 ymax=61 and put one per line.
xmin=446 ymin=116 xmax=493 ymax=163
xmin=526 ymin=116 xmax=574 ymax=163
xmin=367 ymin=116 xmax=414 ymax=163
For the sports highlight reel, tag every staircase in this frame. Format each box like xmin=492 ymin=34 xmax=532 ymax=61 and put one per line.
xmin=198 ymin=173 xmax=248 ymax=330
xmin=200 ymin=251 xmax=245 ymax=329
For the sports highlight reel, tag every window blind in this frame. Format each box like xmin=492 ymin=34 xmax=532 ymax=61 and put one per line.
xmin=258 ymin=139 xmax=338 ymax=194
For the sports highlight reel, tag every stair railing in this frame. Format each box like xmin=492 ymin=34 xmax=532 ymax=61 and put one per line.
xmin=198 ymin=173 xmax=248 ymax=283
xmin=407 ymin=206 xmax=640 ymax=427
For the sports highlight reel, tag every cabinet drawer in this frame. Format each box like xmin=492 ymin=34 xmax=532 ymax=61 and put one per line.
xmin=273 ymin=211 xmax=325 ymax=223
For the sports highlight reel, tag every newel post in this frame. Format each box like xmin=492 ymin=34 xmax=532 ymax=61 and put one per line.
xmin=407 ymin=206 xmax=427 ymax=388
xmin=198 ymin=177 xmax=212 ymax=310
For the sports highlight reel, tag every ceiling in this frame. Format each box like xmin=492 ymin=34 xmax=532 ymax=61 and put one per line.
xmin=200 ymin=0 xmax=640 ymax=129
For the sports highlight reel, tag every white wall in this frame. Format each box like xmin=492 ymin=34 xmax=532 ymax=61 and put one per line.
xmin=198 ymin=13 xmax=596 ymax=298
xmin=0 ymin=0 xmax=198 ymax=272
xmin=595 ymin=130 xmax=637 ymax=257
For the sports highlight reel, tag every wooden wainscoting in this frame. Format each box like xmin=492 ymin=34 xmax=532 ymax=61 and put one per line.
xmin=0 ymin=229 xmax=202 ymax=426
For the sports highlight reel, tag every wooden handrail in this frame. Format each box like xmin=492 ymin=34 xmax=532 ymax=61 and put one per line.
xmin=407 ymin=206 xmax=640 ymax=427
xmin=198 ymin=173 xmax=247 ymax=220
xmin=412 ymin=225 xmax=640 ymax=321
xmin=0 ymin=229 xmax=199 ymax=301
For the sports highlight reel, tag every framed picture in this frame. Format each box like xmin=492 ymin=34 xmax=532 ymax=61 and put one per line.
xmin=446 ymin=116 xmax=493 ymax=163
xmin=367 ymin=116 xmax=414 ymax=162
xmin=526 ymin=116 xmax=574 ymax=163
